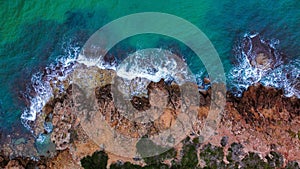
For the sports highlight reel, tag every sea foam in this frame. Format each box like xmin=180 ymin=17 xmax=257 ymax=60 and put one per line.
xmin=21 ymin=34 xmax=299 ymax=133
xmin=228 ymin=33 xmax=299 ymax=98
xmin=21 ymin=44 xmax=79 ymax=132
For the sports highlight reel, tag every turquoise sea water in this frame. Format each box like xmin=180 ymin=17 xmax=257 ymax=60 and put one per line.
xmin=0 ymin=1 xmax=299 ymax=131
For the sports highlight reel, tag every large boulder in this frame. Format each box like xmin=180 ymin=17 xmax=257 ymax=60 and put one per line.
xmin=242 ymin=33 xmax=282 ymax=70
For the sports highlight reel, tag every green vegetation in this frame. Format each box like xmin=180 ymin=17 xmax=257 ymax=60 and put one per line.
xmin=81 ymin=138 xmax=299 ymax=169
xmin=142 ymin=147 xmax=176 ymax=165
xmin=266 ymin=151 xmax=284 ymax=168
xmin=285 ymin=161 xmax=300 ymax=169
xmin=226 ymin=143 xmax=244 ymax=163
xmin=171 ymin=137 xmax=199 ymax=169
xmin=241 ymin=152 xmax=272 ymax=169
xmin=136 ymin=136 xmax=176 ymax=165
xmin=110 ymin=162 xmax=143 ymax=169
xmin=226 ymin=143 xmax=243 ymax=169
xmin=200 ymin=143 xmax=225 ymax=169
xmin=81 ymin=151 xmax=108 ymax=169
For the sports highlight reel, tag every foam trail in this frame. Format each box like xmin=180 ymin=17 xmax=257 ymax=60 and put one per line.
xmin=229 ymin=33 xmax=300 ymax=98
xmin=22 ymin=33 xmax=299 ymax=135
xmin=21 ymin=44 xmax=80 ymax=132
xmin=116 ymin=49 xmax=195 ymax=84
xmin=115 ymin=49 xmax=196 ymax=97
xmin=77 ymin=48 xmax=198 ymax=97
xmin=260 ymin=58 xmax=300 ymax=98
xmin=21 ymin=73 xmax=53 ymax=122
xmin=77 ymin=52 xmax=117 ymax=70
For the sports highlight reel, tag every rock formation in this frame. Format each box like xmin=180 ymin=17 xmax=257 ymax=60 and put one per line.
xmin=241 ymin=33 xmax=283 ymax=70
xmin=1 ymin=76 xmax=299 ymax=168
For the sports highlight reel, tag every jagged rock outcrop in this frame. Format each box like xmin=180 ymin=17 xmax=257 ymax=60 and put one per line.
xmin=1 ymin=78 xmax=299 ymax=168
xmin=207 ymin=83 xmax=300 ymax=166
xmin=46 ymin=74 xmax=299 ymax=167
xmin=93 ymin=79 xmax=184 ymax=138
xmin=241 ymin=33 xmax=283 ymax=69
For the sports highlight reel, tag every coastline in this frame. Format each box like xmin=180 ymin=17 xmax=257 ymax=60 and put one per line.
xmin=0 ymin=80 xmax=299 ymax=168
xmin=1 ymin=32 xmax=299 ymax=168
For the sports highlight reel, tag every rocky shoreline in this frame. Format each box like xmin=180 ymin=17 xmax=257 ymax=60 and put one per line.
xmin=1 ymin=33 xmax=299 ymax=168
xmin=0 ymin=76 xmax=299 ymax=168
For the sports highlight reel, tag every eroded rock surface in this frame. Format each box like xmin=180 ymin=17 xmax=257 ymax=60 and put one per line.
xmin=46 ymin=75 xmax=299 ymax=168
xmin=242 ymin=33 xmax=283 ymax=69
xmin=1 ymin=68 xmax=299 ymax=168
xmin=207 ymin=84 xmax=300 ymax=166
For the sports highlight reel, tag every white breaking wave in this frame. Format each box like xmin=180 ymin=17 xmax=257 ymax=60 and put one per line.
xmin=21 ymin=43 xmax=80 ymax=131
xmin=21 ymin=73 xmax=53 ymax=122
xmin=116 ymin=49 xmax=195 ymax=84
xmin=260 ymin=58 xmax=300 ymax=98
xmin=77 ymin=48 xmax=197 ymax=98
xmin=229 ymin=33 xmax=300 ymax=98
xmin=21 ymin=35 xmax=299 ymax=133
xmin=21 ymin=46 xmax=199 ymax=132
xmin=115 ymin=49 xmax=196 ymax=98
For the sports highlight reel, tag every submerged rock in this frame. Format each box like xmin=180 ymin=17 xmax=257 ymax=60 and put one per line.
xmin=242 ymin=33 xmax=282 ymax=70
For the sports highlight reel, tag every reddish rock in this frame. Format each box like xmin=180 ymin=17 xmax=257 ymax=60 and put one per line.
xmin=5 ymin=160 xmax=24 ymax=169
xmin=242 ymin=33 xmax=282 ymax=70
xmin=10 ymin=66 xmax=297 ymax=168
xmin=203 ymin=78 xmax=210 ymax=84
xmin=50 ymin=93 xmax=76 ymax=150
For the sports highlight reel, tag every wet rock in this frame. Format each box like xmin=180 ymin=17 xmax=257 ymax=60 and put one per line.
xmin=203 ymin=77 xmax=210 ymax=84
xmin=43 ymin=103 xmax=54 ymax=116
xmin=199 ymin=89 xmax=208 ymax=96
xmin=234 ymin=83 xmax=299 ymax=127
xmin=242 ymin=33 xmax=282 ymax=70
